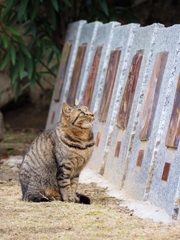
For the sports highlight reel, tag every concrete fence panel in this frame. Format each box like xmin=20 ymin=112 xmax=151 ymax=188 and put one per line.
xmin=46 ymin=21 xmax=180 ymax=219
xmin=120 ymin=25 xmax=180 ymax=219
xmin=100 ymin=24 xmax=163 ymax=186
xmin=87 ymin=23 xmax=140 ymax=172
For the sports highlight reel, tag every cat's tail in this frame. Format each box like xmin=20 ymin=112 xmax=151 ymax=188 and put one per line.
xmin=76 ymin=193 xmax=90 ymax=205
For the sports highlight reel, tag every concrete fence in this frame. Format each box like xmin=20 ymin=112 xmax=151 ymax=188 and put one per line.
xmin=46 ymin=20 xmax=180 ymax=220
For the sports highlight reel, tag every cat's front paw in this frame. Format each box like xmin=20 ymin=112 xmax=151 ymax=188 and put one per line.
xmin=62 ymin=194 xmax=78 ymax=203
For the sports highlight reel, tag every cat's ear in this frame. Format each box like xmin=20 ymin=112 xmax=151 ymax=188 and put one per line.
xmin=62 ymin=102 xmax=72 ymax=116
xmin=75 ymin=98 xmax=79 ymax=106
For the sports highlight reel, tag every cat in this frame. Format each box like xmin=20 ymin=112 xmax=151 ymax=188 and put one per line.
xmin=19 ymin=102 xmax=95 ymax=204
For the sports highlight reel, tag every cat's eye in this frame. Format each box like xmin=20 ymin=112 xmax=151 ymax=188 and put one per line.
xmin=80 ymin=112 xmax=85 ymax=116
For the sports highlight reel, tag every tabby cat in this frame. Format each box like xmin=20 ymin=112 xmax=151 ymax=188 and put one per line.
xmin=19 ymin=102 xmax=95 ymax=203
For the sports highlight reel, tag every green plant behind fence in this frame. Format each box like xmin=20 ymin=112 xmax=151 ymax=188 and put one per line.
xmin=0 ymin=0 xmax=136 ymax=100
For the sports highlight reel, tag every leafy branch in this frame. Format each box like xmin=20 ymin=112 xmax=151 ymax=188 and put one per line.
xmin=0 ymin=0 xmax=136 ymax=100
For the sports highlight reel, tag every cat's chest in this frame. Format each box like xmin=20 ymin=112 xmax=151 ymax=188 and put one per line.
xmin=67 ymin=147 xmax=93 ymax=168
xmin=70 ymin=154 xmax=89 ymax=176
xmin=69 ymin=147 xmax=93 ymax=163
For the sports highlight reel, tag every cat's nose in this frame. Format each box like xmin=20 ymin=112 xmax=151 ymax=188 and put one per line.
xmin=89 ymin=113 xmax=94 ymax=119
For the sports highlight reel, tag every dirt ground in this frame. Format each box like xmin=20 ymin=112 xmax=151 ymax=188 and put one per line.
xmin=0 ymin=157 xmax=180 ymax=240
xmin=0 ymin=105 xmax=180 ymax=239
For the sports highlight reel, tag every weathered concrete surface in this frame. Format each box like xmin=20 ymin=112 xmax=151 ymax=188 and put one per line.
xmin=101 ymin=24 xmax=164 ymax=188
xmin=145 ymin=25 xmax=180 ymax=219
xmin=87 ymin=23 xmax=140 ymax=172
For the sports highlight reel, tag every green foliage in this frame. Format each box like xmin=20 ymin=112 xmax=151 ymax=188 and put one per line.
xmin=0 ymin=0 xmax=136 ymax=100
xmin=0 ymin=0 xmax=61 ymax=100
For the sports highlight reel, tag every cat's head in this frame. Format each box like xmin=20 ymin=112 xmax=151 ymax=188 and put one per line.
xmin=61 ymin=102 xmax=94 ymax=128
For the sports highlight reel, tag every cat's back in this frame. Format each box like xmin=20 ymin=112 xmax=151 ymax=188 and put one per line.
xmin=20 ymin=129 xmax=55 ymax=170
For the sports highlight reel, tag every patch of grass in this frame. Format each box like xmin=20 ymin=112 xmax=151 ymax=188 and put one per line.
xmin=0 ymin=129 xmax=40 ymax=158
xmin=7 ymin=149 xmax=15 ymax=155
xmin=3 ymin=130 xmax=38 ymax=144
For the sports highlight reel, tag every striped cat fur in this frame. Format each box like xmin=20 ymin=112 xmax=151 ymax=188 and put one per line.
xmin=19 ymin=102 xmax=95 ymax=203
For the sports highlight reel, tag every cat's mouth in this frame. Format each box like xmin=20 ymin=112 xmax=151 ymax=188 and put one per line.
xmin=90 ymin=116 xmax=94 ymax=121
xmin=81 ymin=122 xmax=94 ymax=129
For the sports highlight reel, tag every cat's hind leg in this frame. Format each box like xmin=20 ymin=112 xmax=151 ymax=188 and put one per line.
xmin=23 ymin=187 xmax=49 ymax=202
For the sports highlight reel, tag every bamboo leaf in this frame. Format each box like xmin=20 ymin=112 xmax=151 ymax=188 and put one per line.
xmin=21 ymin=0 xmax=29 ymax=15
xmin=22 ymin=81 xmax=31 ymax=90
xmin=31 ymin=23 xmax=37 ymax=37
xmin=26 ymin=57 xmax=33 ymax=79
xmin=23 ymin=10 xmax=28 ymax=22
xmin=31 ymin=1 xmax=40 ymax=21
xmin=30 ymin=69 xmax=37 ymax=88
xmin=11 ymin=64 xmax=19 ymax=85
xmin=6 ymin=26 xmax=20 ymax=36
xmin=23 ymin=24 xmax=32 ymax=36
xmin=14 ymin=35 xmax=25 ymax=45
xmin=18 ymin=52 xmax=25 ymax=79
xmin=51 ymin=0 xmax=59 ymax=11
xmin=99 ymin=0 xmax=109 ymax=17
xmin=10 ymin=43 xmax=16 ymax=65
xmin=2 ymin=0 xmax=14 ymax=21
xmin=0 ymin=51 xmax=10 ymax=70
xmin=2 ymin=34 xmax=8 ymax=48
xmin=47 ymin=50 xmax=54 ymax=65
xmin=9 ymin=13 xmax=18 ymax=26
xmin=63 ymin=0 xmax=71 ymax=7
xmin=49 ymin=4 xmax=56 ymax=30
xmin=20 ymin=44 xmax=31 ymax=58
xmin=51 ymin=45 xmax=60 ymax=55
xmin=17 ymin=3 xmax=23 ymax=21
